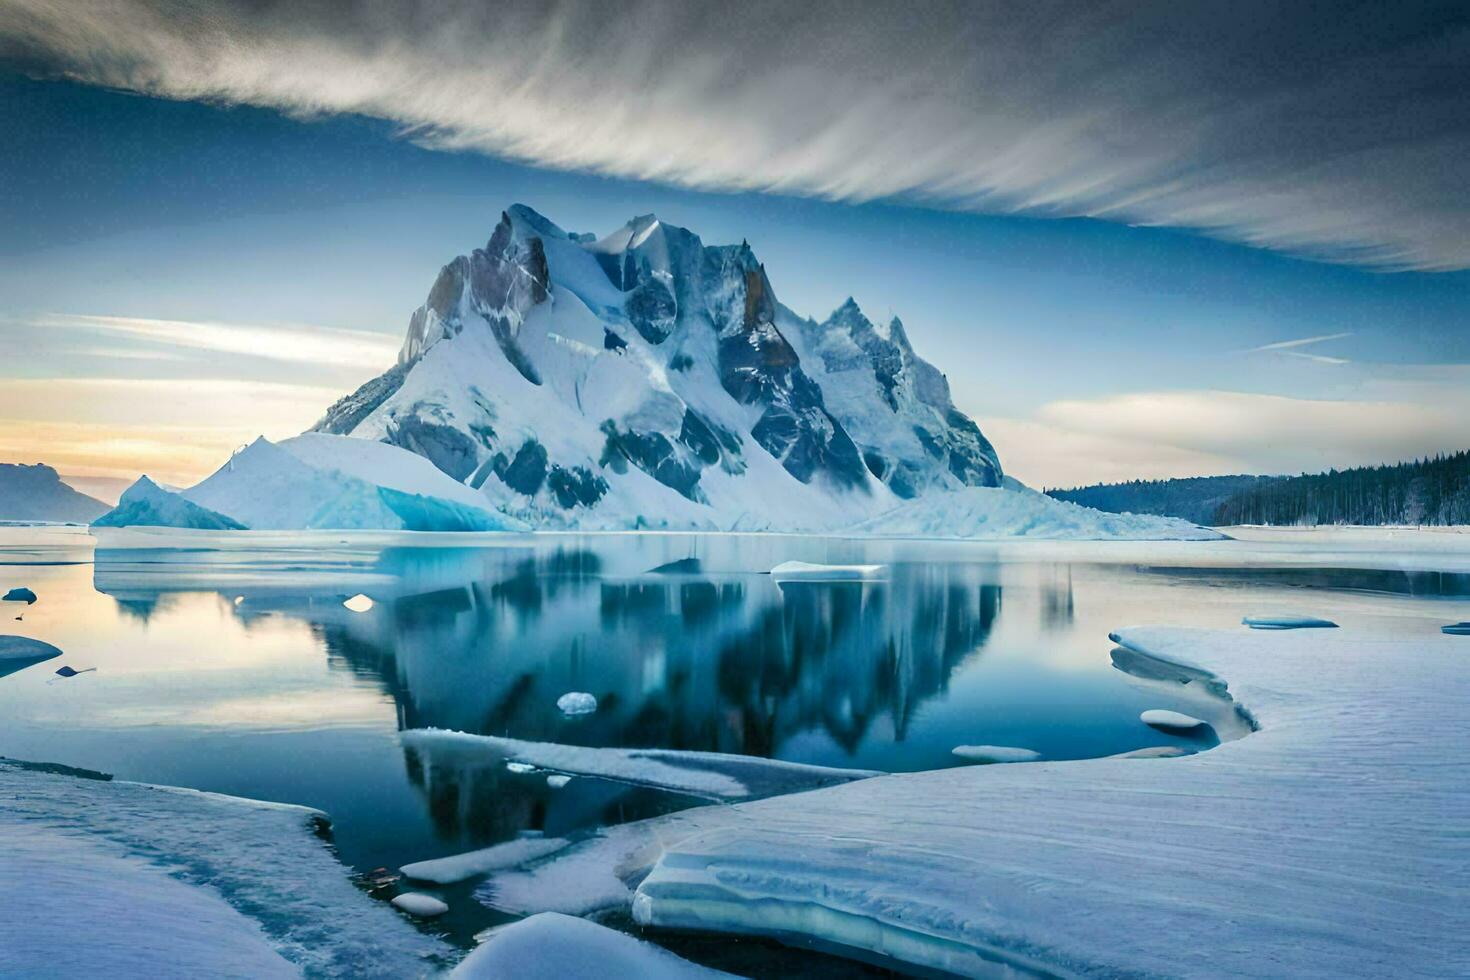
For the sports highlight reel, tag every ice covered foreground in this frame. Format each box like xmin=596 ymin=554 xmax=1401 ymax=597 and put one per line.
xmin=473 ymin=627 xmax=1468 ymax=977
xmin=451 ymin=912 xmax=729 ymax=979
xmin=0 ymin=760 xmax=452 ymax=977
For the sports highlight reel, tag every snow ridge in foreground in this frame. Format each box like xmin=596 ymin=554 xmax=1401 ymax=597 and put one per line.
xmin=0 ymin=760 xmax=452 ymax=978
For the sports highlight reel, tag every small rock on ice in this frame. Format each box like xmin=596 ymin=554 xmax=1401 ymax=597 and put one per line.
xmin=391 ymin=892 xmax=449 ymax=917
xmin=343 ymin=593 xmax=374 ymax=613
xmin=1242 ymin=614 xmax=1337 ymax=630
xmin=770 ymin=560 xmax=885 ymax=581
xmin=1140 ymin=709 xmax=1209 ymax=732
xmin=1442 ymin=622 xmax=1470 ymax=636
xmin=952 ymin=744 xmax=1042 ymax=764
xmin=557 ymin=691 xmax=598 ymax=716
xmin=2 ymin=587 xmax=37 ymax=604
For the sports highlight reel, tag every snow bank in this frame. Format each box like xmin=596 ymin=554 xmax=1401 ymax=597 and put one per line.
xmin=1243 ymin=614 xmax=1338 ymax=630
xmin=846 ymin=485 xmax=1225 ymax=540
xmin=402 ymin=729 xmax=878 ymax=803
xmin=770 ymin=560 xmax=886 ymax=581
xmin=0 ymin=759 xmax=452 ymax=977
xmin=402 ymin=836 xmax=574 ymax=886
xmin=951 ymin=745 xmax=1041 ymax=763
xmin=481 ymin=627 xmax=1467 ymax=977
xmin=451 ymin=912 xmax=730 ymax=979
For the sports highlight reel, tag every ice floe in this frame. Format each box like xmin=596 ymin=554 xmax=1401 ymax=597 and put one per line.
xmin=770 ymin=560 xmax=886 ymax=581
xmin=546 ymin=773 xmax=572 ymax=788
xmin=1242 ymin=613 xmax=1338 ymax=630
xmin=1139 ymin=708 xmax=1208 ymax=732
xmin=2 ymin=586 xmax=37 ymax=603
xmin=1443 ymin=622 xmax=1470 ymax=636
xmin=343 ymin=593 xmax=374 ymax=612
xmin=390 ymin=892 xmax=449 ymax=917
xmin=402 ymin=729 xmax=878 ymax=803
xmin=951 ymin=745 xmax=1042 ymax=764
xmin=556 ymin=690 xmax=598 ymax=716
xmin=0 ymin=635 xmax=61 ymax=675
xmin=451 ymin=912 xmax=730 ymax=979
xmin=1104 ymin=745 xmax=1193 ymax=760
xmin=0 ymin=759 xmax=452 ymax=977
xmin=402 ymin=836 xmax=574 ymax=886
xmin=476 ymin=626 xmax=1468 ymax=977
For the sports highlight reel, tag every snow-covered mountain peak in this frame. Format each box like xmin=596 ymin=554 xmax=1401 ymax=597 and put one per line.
xmin=310 ymin=204 xmax=1005 ymax=529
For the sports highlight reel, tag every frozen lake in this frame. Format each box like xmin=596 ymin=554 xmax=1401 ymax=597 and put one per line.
xmin=1 ymin=525 xmax=1467 ymax=956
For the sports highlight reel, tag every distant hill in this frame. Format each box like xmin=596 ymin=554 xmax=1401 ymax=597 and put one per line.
xmin=1046 ymin=475 xmax=1277 ymax=525
xmin=0 ymin=463 xmax=111 ymax=523
xmin=1212 ymin=451 xmax=1470 ymax=527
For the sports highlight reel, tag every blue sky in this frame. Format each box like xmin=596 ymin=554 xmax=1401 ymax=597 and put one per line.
xmin=1 ymin=2 xmax=1467 ymax=488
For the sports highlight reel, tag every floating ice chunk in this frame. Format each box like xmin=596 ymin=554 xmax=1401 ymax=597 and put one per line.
xmin=505 ymin=762 xmax=537 ymax=774
xmin=391 ymin=892 xmax=449 ymax=917
xmin=1105 ymin=745 xmax=1193 ymax=760
xmin=1242 ymin=614 xmax=1338 ymax=630
xmin=1140 ymin=709 xmax=1209 ymax=732
xmin=1442 ymin=622 xmax=1470 ymax=636
xmin=546 ymin=774 xmax=572 ymax=789
xmin=343 ymin=593 xmax=374 ymax=613
xmin=450 ymin=912 xmax=730 ymax=979
xmin=556 ymin=691 xmax=598 ymax=716
xmin=2 ymin=587 xmax=37 ymax=603
xmin=770 ymin=560 xmax=886 ymax=581
xmin=403 ymin=729 xmax=877 ymax=802
xmin=402 ymin=837 xmax=573 ymax=885
xmin=952 ymin=745 xmax=1042 ymax=764
xmin=233 ymin=595 xmax=245 ymax=606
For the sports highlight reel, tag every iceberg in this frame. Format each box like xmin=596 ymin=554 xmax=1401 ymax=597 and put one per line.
xmin=92 ymin=476 xmax=246 ymax=530
xmin=556 ymin=691 xmax=598 ymax=716
xmin=343 ymin=593 xmax=375 ymax=613
xmin=450 ymin=912 xmax=729 ymax=979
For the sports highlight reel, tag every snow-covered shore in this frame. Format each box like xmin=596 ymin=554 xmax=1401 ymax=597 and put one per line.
xmin=471 ymin=625 xmax=1468 ymax=977
xmin=0 ymin=760 xmax=452 ymax=978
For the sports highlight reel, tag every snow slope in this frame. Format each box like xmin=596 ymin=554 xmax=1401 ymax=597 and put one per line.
xmin=309 ymin=205 xmax=1006 ymax=531
xmin=0 ymin=760 xmax=452 ymax=978
xmin=92 ymin=476 xmax=246 ymax=530
xmin=847 ymin=485 xmax=1226 ymax=540
xmin=470 ymin=625 xmax=1468 ymax=977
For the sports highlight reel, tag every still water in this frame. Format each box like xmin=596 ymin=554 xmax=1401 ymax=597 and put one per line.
xmin=1 ymin=528 xmax=1463 ymax=949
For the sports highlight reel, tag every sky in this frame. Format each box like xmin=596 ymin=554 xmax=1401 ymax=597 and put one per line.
xmin=1 ymin=0 xmax=1467 ymax=490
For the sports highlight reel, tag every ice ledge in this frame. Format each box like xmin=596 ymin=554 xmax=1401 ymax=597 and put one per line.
xmin=624 ymin=625 xmax=1469 ymax=977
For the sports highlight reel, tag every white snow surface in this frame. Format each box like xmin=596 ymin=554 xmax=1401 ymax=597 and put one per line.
xmin=451 ymin=912 xmax=730 ymax=980
xmin=846 ymin=485 xmax=1224 ymax=540
xmin=1242 ymin=613 xmax=1339 ymax=629
xmin=391 ymin=892 xmax=449 ymax=917
xmin=0 ymin=760 xmax=452 ymax=978
xmin=473 ymin=626 xmax=1468 ymax=977
xmin=343 ymin=592 xmax=375 ymax=612
xmin=402 ymin=836 xmax=575 ymax=886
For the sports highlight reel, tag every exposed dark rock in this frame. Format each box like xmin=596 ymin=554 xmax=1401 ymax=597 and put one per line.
xmin=626 ymin=271 xmax=677 ymax=344
xmin=547 ymin=465 xmax=607 ymax=509
xmin=384 ymin=415 xmax=479 ymax=482
xmin=500 ymin=440 xmax=549 ymax=496
xmin=600 ymin=422 xmax=706 ymax=502
xmin=668 ymin=352 xmax=694 ymax=372
xmin=603 ymin=328 xmax=628 ymax=352
xmin=312 ymin=362 xmax=412 ymax=436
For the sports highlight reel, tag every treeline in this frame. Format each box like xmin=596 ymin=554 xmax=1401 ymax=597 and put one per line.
xmin=1212 ymin=450 xmax=1470 ymax=527
xmin=1045 ymin=474 xmax=1275 ymax=525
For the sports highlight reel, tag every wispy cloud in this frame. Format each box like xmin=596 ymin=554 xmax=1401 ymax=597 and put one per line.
xmin=2 ymin=1 xmax=1466 ymax=270
xmin=33 ymin=313 xmax=398 ymax=371
xmin=1245 ymin=332 xmax=1353 ymax=354
xmin=1278 ymin=351 xmax=1350 ymax=366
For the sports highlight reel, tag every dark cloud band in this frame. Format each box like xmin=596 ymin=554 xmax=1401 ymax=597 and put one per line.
xmin=3 ymin=0 xmax=1467 ymax=270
